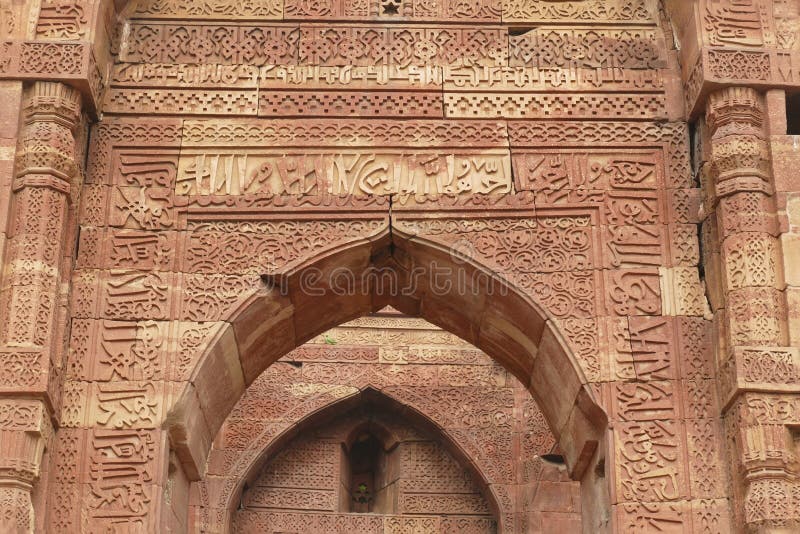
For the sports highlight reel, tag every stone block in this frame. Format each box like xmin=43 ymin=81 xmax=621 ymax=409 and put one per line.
xmin=611 ymin=419 xmax=688 ymax=504
xmin=765 ymin=90 xmax=788 ymax=136
xmin=189 ymin=324 xmax=246 ymax=435
xmin=780 ymin=233 xmax=800 ymax=287
xmin=720 ymin=232 xmax=783 ymax=292
xmin=166 ymin=383 xmax=214 ymax=481
xmin=772 ymin=136 xmax=800 ymax=190
xmin=690 ymin=498 xmax=733 ymax=533
xmin=725 ymin=287 xmax=787 ymax=346
xmin=605 ymin=268 xmax=662 ymax=316
xmin=232 ymin=288 xmax=296 ymax=384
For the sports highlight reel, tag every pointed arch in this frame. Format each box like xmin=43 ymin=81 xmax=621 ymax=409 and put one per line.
xmin=166 ymin=228 xmax=609 ymax=529
xmin=200 ymin=386 xmax=508 ymax=532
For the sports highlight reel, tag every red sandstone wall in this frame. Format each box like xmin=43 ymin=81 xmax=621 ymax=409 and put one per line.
xmin=1 ymin=1 xmax=800 ymax=532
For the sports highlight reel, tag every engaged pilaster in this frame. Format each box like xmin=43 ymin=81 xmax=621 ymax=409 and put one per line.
xmin=2 ymin=82 xmax=81 ymax=383
xmin=0 ymin=81 xmax=82 ymax=533
xmin=705 ymin=86 xmax=800 ymax=532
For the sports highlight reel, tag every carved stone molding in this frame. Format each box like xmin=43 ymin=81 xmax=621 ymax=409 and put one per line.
xmin=719 ymin=347 xmax=800 ymax=409
xmin=0 ymin=41 xmax=104 ymax=114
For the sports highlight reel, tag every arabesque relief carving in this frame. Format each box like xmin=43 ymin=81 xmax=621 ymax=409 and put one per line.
xmin=0 ymin=0 xmax=797 ymax=533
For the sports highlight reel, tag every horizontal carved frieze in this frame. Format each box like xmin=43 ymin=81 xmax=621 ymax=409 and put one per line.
xmin=130 ymin=0 xmax=657 ymax=24
xmin=104 ymin=88 xmax=260 ymax=115
xmin=175 ymin=150 xmax=512 ymax=197
xmin=104 ymin=75 xmax=668 ymax=119
xmin=120 ymin=23 xmax=509 ymax=67
xmin=509 ymin=27 xmax=666 ymax=69
xmin=258 ymin=91 xmax=444 ymax=118
xmin=180 ymin=119 xmax=509 ymax=147
xmin=504 ymin=0 xmax=655 ymax=23
xmin=444 ymin=92 xmax=667 ymax=120
xmin=119 ymin=23 xmax=667 ymax=70
xmin=134 ymin=0 xmax=283 ymax=19
xmin=111 ymin=63 xmax=665 ymax=92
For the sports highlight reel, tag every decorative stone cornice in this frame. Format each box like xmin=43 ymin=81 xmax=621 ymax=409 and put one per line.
xmin=684 ymin=47 xmax=800 ymax=120
xmin=719 ymin=346 xmax=800 ymax=410
xmin=0 ymin=40 xmax=103 ymax=116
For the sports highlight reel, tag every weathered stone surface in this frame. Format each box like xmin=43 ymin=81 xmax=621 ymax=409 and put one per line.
xmin=0 ymin=1 xmax=798 ymax=532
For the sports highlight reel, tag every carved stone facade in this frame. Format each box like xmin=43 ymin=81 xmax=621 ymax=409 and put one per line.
xmin=0 ymin=0 xmax=798 ymax=533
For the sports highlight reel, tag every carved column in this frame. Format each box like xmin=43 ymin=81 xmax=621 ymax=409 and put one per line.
xmin=5 ymin=81 xmax=80 ymax=349
xmin=705 ymin=87 xmax=800 ymax=532
xmin=0 ymin=81 xmax=82 ymax=531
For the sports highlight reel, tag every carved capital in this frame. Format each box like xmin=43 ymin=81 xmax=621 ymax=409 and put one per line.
xmin=12 ymin=173 xmax=72 ymax=194
xmin=705 ymin=88 xmax=774 ymax=202
xmin=0 ymin=399 xmax=51 ymax=487
xmin=23 ymin=81 xmax=82 ymax=128
xmin=14 ymin=83 xmax=82 ymax=187
xmin=724 ymin=393 xmax=800 ymax=480
xmin=0 ymin=41 xmax=104 ymax=114
xmin=706 ymin=87 xmax=764 ymax=136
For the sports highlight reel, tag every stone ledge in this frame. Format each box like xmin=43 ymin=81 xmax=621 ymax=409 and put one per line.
xmin=0 ymin=41 xmax=103 ymax=117
xmin=686 ymin=47 xmax=800 ymax=120
xmin=719 ymin=346 xmax=800 ymax=410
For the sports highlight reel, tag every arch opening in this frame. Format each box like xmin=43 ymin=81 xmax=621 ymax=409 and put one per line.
xmin=226 ymin=387 xmax=504 ymax=532
xmin=167 ymin=230 xmax=610 ymax=530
